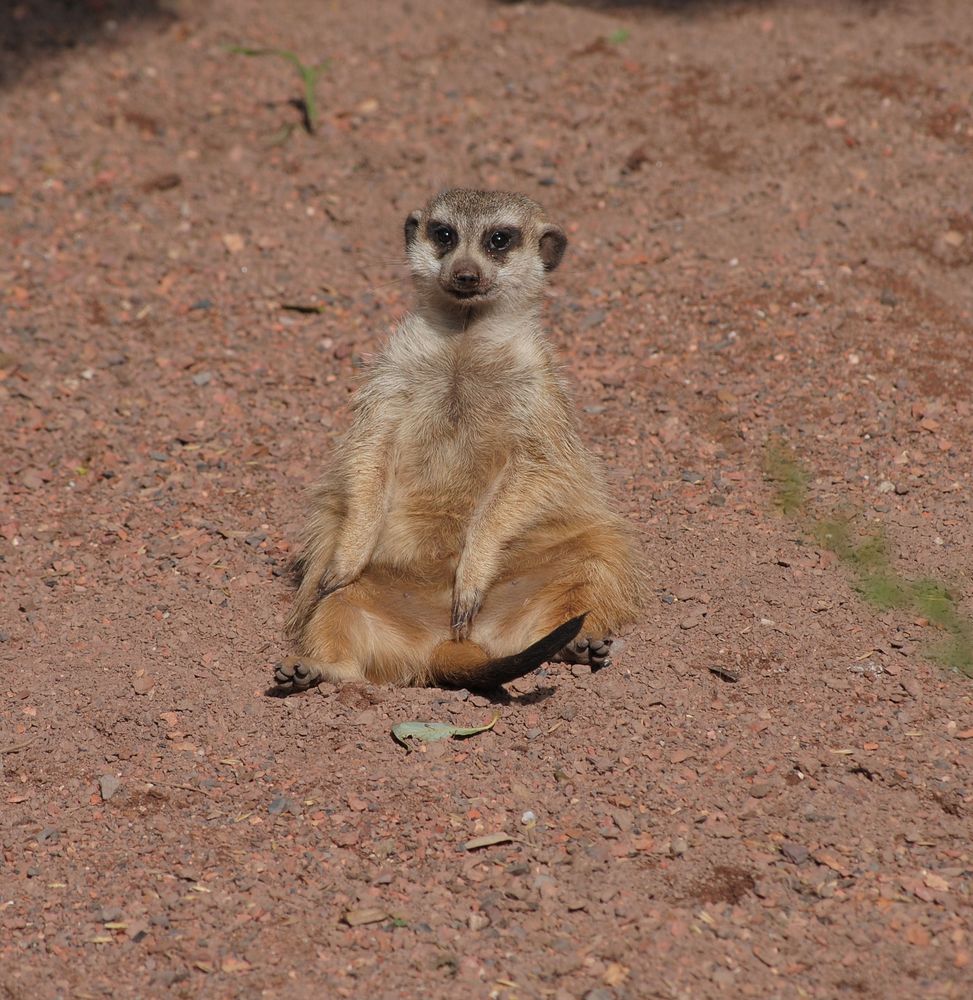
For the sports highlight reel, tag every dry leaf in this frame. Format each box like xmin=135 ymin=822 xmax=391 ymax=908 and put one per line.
xmin=464 ymin=832 xmax=513 ymax=851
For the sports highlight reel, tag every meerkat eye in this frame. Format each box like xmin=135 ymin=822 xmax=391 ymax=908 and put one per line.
xmin=488 ymin=230 xmax=511 ymax=251
xmin=430 ymin=224 xmax=456 ymax=249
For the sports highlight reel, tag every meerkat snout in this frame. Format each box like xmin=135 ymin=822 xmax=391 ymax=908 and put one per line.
xmin=404 ymin=189 xmax=567 ymax=315
xmin=447 ymin=259 xmax=485 ymax=297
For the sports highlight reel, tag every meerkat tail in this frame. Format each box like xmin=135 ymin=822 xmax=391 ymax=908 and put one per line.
xmin=430 ymin=613 xmax=587 ymax=691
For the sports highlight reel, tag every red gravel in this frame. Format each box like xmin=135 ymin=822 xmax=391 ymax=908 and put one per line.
xmin=2 ymin=1 xmax=971 ymax=997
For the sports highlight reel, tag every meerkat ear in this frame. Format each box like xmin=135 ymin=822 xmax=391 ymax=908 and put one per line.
xmin=404 ymin=210 xmax=422 ymax=249
xmin=539 ymin=225 xmax=567 ymax=272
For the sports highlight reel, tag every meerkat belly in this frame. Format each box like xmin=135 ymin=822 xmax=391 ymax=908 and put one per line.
xmin=372 ymin=390 xmax=517 ymax=573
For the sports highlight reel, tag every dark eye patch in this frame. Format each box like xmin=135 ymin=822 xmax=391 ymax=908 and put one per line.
xmin=426 ymin=220 xmax=457 ymax=255
xmin=483 ymin=227 xmax=522 ymax=255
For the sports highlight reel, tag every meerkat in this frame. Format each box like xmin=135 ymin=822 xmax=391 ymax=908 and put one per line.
xmin=275 ymin=188 xmax=643 ymax=693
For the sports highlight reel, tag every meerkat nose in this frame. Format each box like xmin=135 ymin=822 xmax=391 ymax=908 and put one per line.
xmin=452 ymin=266 xmax=481 ymax=288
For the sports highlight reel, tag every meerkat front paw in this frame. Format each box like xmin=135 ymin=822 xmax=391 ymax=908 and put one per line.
xmin=450 ymin=587 xmax=483 ymax=641
xmin=273 ymin=656 xmax=324 ymax=693
xmin=550 ymin=636 xmax=616 ymax=671
xmin=315 ymin=564 xmax=361 ymax=600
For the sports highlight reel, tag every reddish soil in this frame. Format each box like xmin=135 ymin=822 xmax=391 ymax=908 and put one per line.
xmin=2 ymin=1 xmax=972 ymax=997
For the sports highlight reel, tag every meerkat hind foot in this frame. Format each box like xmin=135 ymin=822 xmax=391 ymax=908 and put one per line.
xmin=273 ymin=656 xmax=325 ymax=693
xmin=273 ymin=656 xmax=365 ymax=693
xmin=550 ymin=636 xmax=619 ymax=671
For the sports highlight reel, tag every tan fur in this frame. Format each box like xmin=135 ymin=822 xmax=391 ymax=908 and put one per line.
xmin=284 ymin=189 xmax=643 ymax=688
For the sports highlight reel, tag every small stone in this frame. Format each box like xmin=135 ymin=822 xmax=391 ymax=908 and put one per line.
xmin=131 ymin=672 xmax=155 ymax=695
xmin=942 ymin=230 xmax=964 ymax=247
xmin=877 ymin=480 xmax=895 ymax=494
xmin=467 ymin=912 xmax=490 ymax=931
xmin=268 ymin=795 xmax=299 ymax=816
xmin=579 ymin=308 xmax=605 ymax=330
xmin=681 ymin=470 xmax=705 ymax=484
xmin=780 ymin=842 xmax=809 ymax=864
xmin=192 ymin=371 xmax=212 ymax=387
xmin=98 ymin=775 xmax=121 ymax=801
xmin=749 ymin=782 xmax=774 ymax=799
xmin=342 ymin=907 xmax=387 ymax=927
xmin=670 ymin=836 xmax=688 ymax=857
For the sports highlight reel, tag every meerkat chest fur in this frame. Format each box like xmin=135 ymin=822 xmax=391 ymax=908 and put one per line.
xmin=388 ymin=316 xmax=544 ymax=451
xmin=367 ymin=315 xmax=547 ymax=545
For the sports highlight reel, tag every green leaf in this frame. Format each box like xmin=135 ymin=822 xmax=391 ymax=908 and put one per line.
xmin=607 ymin=28 xmax=631 ymax=45
xmin=392 ymin=711 xmax=499 ymax=747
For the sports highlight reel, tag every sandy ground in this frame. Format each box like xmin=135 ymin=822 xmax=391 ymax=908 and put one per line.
xmin=1 ymin=1 xmax=972 ymax=997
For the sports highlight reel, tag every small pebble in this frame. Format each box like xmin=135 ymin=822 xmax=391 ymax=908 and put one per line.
xmin=780 ymin=842 xmax=809 ymax=864
xmin=99 ymin=774 xmax=121 ymax=801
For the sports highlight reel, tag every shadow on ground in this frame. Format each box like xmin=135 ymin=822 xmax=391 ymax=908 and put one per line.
xmin=513 ymin=0 xmax=890 ymax=14
xmin=0 ymin=0 xmax=176 ymax=89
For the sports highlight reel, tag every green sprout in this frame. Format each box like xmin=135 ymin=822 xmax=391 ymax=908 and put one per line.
xmin=229 ymin=46 xmax=329 ymax=134
xmin=763 ymin=439 xmax=973 ymax=677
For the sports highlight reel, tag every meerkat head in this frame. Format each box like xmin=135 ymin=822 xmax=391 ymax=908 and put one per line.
xmin=403 ymin=189 xmax=567 ymax=317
